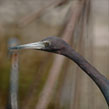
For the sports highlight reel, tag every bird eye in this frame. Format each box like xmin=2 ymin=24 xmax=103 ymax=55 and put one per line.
xmin=44 ymin=42 xmax=50 ymax=47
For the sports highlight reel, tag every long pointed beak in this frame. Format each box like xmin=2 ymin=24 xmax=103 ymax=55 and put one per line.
xmin=10 ymin=41 xmax=45 ymax=50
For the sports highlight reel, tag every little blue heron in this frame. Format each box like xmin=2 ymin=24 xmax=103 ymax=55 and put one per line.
xmin=10 ymin=36 xmax=109 ymax=106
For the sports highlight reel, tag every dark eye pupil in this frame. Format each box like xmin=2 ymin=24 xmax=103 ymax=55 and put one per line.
xmin=45 ymin=42 xmax=49 ymax=47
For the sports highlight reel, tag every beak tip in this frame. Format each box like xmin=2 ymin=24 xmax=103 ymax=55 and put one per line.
xmin=9 ymin=46 xmax=21 ymax=50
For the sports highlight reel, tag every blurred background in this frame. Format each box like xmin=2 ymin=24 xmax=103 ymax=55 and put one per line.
xmin=0 ymin=0 xmax=109 ymax=109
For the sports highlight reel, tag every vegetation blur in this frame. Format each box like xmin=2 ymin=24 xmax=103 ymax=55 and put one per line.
xmin=0 ymin=0 xmax=109 ymax=109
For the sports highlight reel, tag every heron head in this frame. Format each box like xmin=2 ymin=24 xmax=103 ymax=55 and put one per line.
xmin=10 ymin=36 xmax=68 ymax=54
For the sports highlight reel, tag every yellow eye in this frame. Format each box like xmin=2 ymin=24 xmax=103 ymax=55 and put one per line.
xmin=44 ymin=42 xmax=49 ymax=47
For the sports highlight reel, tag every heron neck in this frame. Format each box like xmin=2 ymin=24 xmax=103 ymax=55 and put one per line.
xmin=62 ymin=46 xmax=109 ymax=105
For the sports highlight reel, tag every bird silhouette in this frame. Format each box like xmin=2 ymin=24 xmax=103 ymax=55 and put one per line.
xmin=10 ymin=36 xmax=109 ymax=106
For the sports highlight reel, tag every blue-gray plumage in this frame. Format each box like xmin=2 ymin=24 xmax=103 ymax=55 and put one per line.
xmin=10 ymin=36 xmax=109 ymax=106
